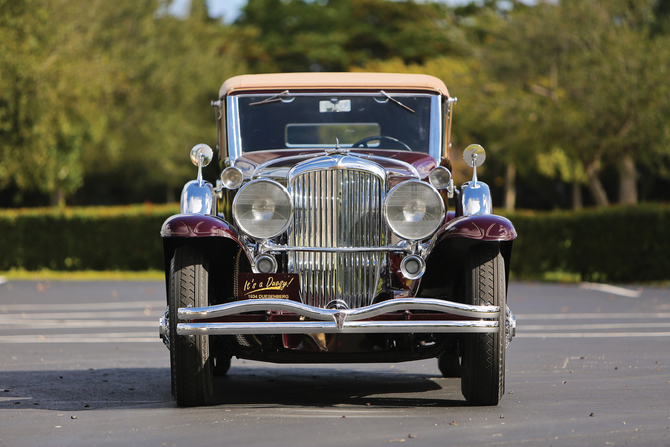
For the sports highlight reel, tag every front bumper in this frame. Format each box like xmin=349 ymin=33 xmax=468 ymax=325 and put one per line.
xmin=160 ymin=298 xmax=513 ymax=340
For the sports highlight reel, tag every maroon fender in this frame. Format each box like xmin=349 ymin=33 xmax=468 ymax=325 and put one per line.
xmin=436 ymin=214 xmax=517 ymax=242
xmin=160 ymin=214 xmax=250 ymax=301
xmin=161 ymin=214 xmax=242 ymax=241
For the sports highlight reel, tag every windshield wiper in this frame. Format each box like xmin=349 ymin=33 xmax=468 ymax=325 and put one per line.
xmin=381 ymin=90 xmax=415 ymax=114
xmin=249 ymin=90 xmax=290 ymax=106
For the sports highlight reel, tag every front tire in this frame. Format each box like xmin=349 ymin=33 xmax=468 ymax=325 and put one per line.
xmin=460 ymin=244 xmax=506 ymax=406
xmin=169 ymin=245 xmax=213 ymax=407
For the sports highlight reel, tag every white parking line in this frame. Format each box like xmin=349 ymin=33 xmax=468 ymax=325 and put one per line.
xmin=522 ymin=322 xmax=670 ymax=331
xmin=238 ymin=412 xmax=420 ymax=419
xmin=517 ymin=332 xmax=670 ymax=338
xmin=516 ymin=312 xmax=670 ymax=320
xmin=579 ymin=282 xmax=643 ymax=297
xmin=0 ymin=333 xmax=159 ymax=343
xmin=0 ymin=319 xmax=157 ymax=329
xmin=517 ymin=311 xmax=670 ymax=338
xmin=0 ymin=300 xmax=164 ymax=312
xmin=0 ymin=300 xmax=162 ymax=343
xmin=0 ymin=311 xmax=162 ymax=319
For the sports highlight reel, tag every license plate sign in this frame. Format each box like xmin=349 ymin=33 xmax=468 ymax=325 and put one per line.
xmin=237 ymin=273 xmax=300 ymax=301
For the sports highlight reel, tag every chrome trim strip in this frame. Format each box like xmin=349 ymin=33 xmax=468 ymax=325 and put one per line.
xmin=177 ymin=320 xmax=499 ymax=335
xmin=429 ymin=95 xmax=442 ymax=160
xmin=354 ymin=153 xmax=420 ymax=179
xmin=262 ymin=242 xmax=409 ymax=253
xmin=287 ymin=153 xmax=388 ymax=182
xmin=227 ymin=96 xmax=242 ymax=162
xmin=252 ymin=153 xmax=324 ymax=179
xmin=226 ymin=92 xmax=443 ymax=161
xmin=178 ymin=298 xmax=500 ymax=321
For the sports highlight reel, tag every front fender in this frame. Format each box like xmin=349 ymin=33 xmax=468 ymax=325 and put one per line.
xmin=436 ymin=214 xmax=517 ymax=243
xmin=418 ymin=214 xmax=516 ymax=300
xmin=161 ymin=213 xmax=240 ymax=239
xmin=160 ymin=214 xmax=250 ymax=303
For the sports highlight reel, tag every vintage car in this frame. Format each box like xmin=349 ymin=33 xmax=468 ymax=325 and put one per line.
xmin=159 ymin=72 xmax=517 ymax=407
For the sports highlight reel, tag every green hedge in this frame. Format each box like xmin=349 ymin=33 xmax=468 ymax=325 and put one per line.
xmin=503 ymin=203 xmax=670 ymax=282
xmin=0 ymin=204 xmax=178 ymax=271
xmin=1 ymin=203 xmax=668 ymax=282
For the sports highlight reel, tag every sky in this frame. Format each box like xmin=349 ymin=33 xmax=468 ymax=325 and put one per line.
xmin=208 ymin=0 xmax=247 ymax=22
xmin=170 ymin=0 xmax=478 ymax=23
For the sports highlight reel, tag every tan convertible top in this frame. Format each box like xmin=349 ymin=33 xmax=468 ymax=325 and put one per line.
xmin=220 ymin=72 xmax=449 ymax=98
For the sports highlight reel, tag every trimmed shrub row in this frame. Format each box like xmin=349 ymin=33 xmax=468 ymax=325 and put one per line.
xmin=0 ymin=204 xmax=178 ymax=271
xmin=1 ymin=203 xmax=668 ymax=282
xmin=503 ymin=203 xmax=670 ymax=282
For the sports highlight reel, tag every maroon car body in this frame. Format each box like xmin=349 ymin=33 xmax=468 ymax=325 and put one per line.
xmin=159 ymin=73 xmax=517 ymax=407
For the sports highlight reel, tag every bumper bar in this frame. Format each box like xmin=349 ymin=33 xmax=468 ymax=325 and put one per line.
xmin=172 ymin=298 xmax=501 ymax=336
xmin=178 ymin=320 xmax=498 ymax=335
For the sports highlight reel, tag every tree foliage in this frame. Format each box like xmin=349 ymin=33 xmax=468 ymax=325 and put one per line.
xmin=0 ymin=0 xmax=88 ymax=204
xmin=470 ymin=0 xmax=670 ymax=205
xmin=1 ymin=0 xmax=669 ymax=209
xmin=233 ymin=0 xmax=469 ymax=72
xmin=0 ymin=0 xmax=243 ymax=205
xmin=362 ymin=0 xmax=670 ymax=208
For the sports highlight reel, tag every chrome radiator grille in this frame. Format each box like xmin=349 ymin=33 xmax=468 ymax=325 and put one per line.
xmin=288 ymin=169 xmax=385 ymax=309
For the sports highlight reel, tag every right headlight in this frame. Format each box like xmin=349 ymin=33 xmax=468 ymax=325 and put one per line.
xmin=233 ymin=179 xmax=292 ymax=239
xmin=384 ymin=180 xmax=445 ymax=241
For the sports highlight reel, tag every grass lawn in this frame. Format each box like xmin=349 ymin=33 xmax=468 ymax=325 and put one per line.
xmin=0 ymin=269 xmax=164 ymax=281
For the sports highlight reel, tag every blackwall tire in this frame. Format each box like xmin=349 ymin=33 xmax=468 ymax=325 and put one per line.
xmin=169 ymin=245 xmax=213 ymax=407
xmin=460 ymin=244 xmax=506 ymax=406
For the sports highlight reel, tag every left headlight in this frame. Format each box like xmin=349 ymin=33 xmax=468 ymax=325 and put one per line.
xmin=384 ymin=180 xmax=445 ymax=241
xmin=233 ymin=179 xmax=292 ymax=239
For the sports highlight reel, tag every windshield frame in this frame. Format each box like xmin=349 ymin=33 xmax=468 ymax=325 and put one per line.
xmin=226 ymin=92 xmax=443 ymax=163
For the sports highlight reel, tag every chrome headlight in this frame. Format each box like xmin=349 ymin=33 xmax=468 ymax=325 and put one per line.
xmin=221 ymin=167 xmax=244 ymax=190
xmin=429 ymin=166 xmax=452 ymax=189
xmin=233 ymin=179 xmax=292 ymax=239
xmin=384 ymin=181 xmax=445 ymax=241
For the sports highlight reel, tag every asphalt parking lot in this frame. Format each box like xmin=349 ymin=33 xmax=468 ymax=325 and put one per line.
xmin=1 ymin=279 xmax=669 ymax=446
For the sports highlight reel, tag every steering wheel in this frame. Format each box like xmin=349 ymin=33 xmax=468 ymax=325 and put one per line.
xmin=351 ymin=135 xmax=412 ymax=151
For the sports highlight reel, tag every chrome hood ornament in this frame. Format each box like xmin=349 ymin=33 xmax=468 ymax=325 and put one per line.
xmin=325 ymin=138 xmax=349 ymax=156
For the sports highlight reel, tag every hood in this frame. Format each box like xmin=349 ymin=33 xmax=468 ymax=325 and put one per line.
xmin=234 ymin=149 xmax=438 ymax=186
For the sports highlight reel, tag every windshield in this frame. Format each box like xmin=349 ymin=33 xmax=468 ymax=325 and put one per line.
xmin=228 ymin=92 xmax=440 ymax=156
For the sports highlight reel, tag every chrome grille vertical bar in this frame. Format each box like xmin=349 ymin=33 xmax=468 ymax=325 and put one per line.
xmin=289 ymin=165 xmax=384 ymax=308
xmin=316 ymin=172 xmax=322 ymax=308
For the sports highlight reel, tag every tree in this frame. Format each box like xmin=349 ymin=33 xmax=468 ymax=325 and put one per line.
xmin=73 ymin=0 xmax=244 ymax=203
xmin=0 ymin=0 xmax=88 ymax=205
xmin=234 ymin=0 xmax=469 ymax=72
xmin=478 ymin=0 xmax=670 ymax=206
xmin=1 ymin=0 xmax=246 ymax=206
